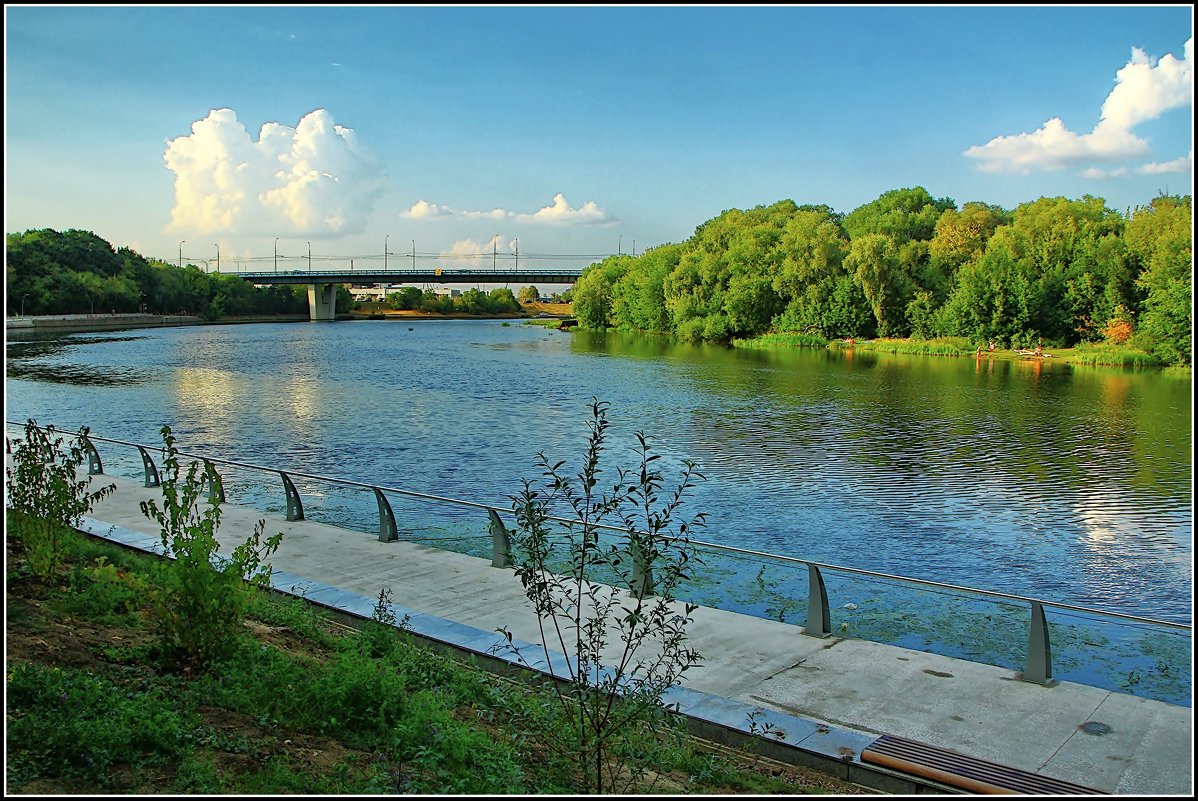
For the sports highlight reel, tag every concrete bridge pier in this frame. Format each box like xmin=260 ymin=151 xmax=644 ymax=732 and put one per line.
xmin=307 ymin=283 xmax=337 ymax=321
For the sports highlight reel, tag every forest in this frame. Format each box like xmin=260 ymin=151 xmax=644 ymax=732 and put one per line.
xmin=5 ymin=229 xmax=331 ymax=320
xmin=6 ymin=188 xmax=1192 ymax=366
xmin=569 ymin=189 xmax=1191 ymax=366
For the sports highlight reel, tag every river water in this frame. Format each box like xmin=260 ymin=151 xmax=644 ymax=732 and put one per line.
xmin=4 ymin=320 xmax=1193 ymax=703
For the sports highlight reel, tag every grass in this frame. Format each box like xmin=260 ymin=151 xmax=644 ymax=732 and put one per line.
xmin=733 ymin=331 xmax=1175 ymax=368
xmin=5 ymin=514 xmax=874 ymax=795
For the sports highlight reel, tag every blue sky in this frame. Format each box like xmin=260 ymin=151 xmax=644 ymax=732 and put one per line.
xmin=4 ymin=5 xmax=1193 ymax=276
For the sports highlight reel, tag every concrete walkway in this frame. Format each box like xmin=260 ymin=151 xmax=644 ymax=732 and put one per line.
xmin=74 ymin=472 xmax=1193 ymax=795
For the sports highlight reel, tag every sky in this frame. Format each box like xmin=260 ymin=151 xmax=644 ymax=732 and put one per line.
xmin=3 ymin=5 xmax=1194 ymax=279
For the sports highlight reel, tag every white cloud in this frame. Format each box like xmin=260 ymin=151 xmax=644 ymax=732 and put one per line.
xmin=1081 ymin=166 xmax=1129 ymax=179
xmin=437 ymin=236 xmax=513 ymax=266
xmin=965 ymin=38 xmax=1192 ymax=174
xmin=401 ymin=193 xmax=615 ymax=225
xmin=1137 ymin=151 xmax=1193 ymax=174
xmin=164 ymin=108 xmax=387 ymax=236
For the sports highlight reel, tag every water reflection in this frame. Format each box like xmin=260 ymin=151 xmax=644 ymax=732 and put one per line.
xmin=4 ymin=322 xmax=1192 ymax=699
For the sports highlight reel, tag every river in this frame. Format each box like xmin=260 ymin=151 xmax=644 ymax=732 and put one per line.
xmin=4 ymin=319 xmax=1192 ymax=703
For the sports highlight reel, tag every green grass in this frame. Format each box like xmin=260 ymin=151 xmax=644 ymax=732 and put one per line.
xmin=5 ymin=518 xmax=867 ymax=795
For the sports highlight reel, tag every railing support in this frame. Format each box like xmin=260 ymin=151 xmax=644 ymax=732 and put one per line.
xmin=137 ymin=446 xmax=161 ymax=488
xmin=82 ymin=433 xmax=103 ymax=475
xmin=804 ymin=563 xmax=832 ymax=638
xmin=201 ymin=459 xmax=225 ymax=503
xmin=631 ymin=535 xmax=655 ymax=596
xmin=1024 ymin=600 xmax=1056 ymax=686
xmin=489 ymin=509 xmax=510 ymax=568
xmin=280 ymin=471 xmax=304 ymax=521
xmin=374 ymin=487 xmax=398 ymax=542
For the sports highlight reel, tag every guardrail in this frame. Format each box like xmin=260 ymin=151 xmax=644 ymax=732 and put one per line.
xmin=6 ymin=420 xmax=1191 ymax=695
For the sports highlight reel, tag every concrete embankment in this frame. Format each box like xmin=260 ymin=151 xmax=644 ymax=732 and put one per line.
xmin=66 ymin=471 xmax=1194 ymax=796
xmin=5 ymin=314 xmax=309 ymax=335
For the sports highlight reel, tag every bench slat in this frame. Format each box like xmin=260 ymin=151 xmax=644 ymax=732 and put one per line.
xmin=861 ymin=734 xmax=1104 ymax=795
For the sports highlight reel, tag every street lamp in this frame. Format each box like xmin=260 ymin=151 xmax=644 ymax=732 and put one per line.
xmin=214 ymin=244 xmax=220 ymax=273
xmin=618 ymin=234 xmax=622 ymax=256
xmin=385 ymin=234 xmax=390 ymax=270
xmin=493 ymin=235 xmax=499 ymax=270
xmin=514 ymin=239 xmax=519 ymax=273
xmin=307 ymin=241 xmax=312 ymax=273
xmin=274 ymin=237 xmax=279 ymax=273
xmin=178 ymin=240 xmax=185 ymax=268
xmin=411 ymin=240 xmax=415 ymax=270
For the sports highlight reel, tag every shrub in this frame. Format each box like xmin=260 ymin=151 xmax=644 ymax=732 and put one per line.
xmin=139 ymin=425 xmax=283 ymax=669
xmin=5 ymin=419 xmax=115 ymax=581
xmin=496 ymin=398 xmax=706 ymax=793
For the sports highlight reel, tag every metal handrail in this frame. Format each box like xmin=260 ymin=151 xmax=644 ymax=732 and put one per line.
xmin=7 ymin=420 xmax=1193 ymax=692
xmin=6 ymin=419 xmax=1190 ymax=635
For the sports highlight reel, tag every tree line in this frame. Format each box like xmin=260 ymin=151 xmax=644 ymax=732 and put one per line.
xmin=5 ymin=229 xmax=352 ymax=320
xmin=384 ymin=285 xmax=522 ymax=315
xmin=569 ymin=189 xmax=1191 ymax=366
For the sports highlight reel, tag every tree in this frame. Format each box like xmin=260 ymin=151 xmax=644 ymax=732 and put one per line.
xmin=844 ymin=233 xmax=912 ymax=337
xmin=498 ymin=400 xmax=705 ymax=794
xmin=517 ymin=285 xmax=539 ymax=304
xmin=843 ymin=187 xmax=956 ymax=244
xmin=1125 ymin=195 xmax=1192 ymax=365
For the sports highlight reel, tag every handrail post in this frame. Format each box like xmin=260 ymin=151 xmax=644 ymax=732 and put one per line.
xmin=631 ymin=534 xmax=655 ymax=596
xmin=374 ymin=487 xmax=398 ymax=542
xmin=201 ymin=459 xmax=225 ymax=503
xmin=804 ymin=563 xmax=832 ymax=638
xmin=82 ymin=432 xmax=103 ymax=475
xmin=137 ymin=446 xmax=161 ymax=487
xmin=489 ymin=509 xmax=510 ymax=568
xmin=280 ymin=471 xmax=304 ymax=521
xmin=1024 ymin=600 xmax=1056 ymax=686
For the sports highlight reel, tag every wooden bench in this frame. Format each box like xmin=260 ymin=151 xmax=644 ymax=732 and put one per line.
xmin=861 ymin=733 xmax=1105 ymax=795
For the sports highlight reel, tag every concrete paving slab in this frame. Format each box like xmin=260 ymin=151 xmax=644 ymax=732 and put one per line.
xmin=53 ymin=472 xmax=1196 ymax=795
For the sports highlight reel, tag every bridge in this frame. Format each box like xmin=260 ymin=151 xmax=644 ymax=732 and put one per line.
xmin=234 ymin=268 xmax=585 ymax=320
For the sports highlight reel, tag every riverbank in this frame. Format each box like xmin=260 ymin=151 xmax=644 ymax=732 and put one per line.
xmin=729 ymin=332 xmax=1180 ymax=371
xmin=5 ymin=313 xmax=309 ymax=336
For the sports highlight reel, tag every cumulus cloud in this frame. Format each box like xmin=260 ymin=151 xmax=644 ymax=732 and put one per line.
xmin=965 ymin=38 xmax=1192 ymax=175
xmin=1081 ymin=166 xmax=1129 ymax=179
xmin=401 ymin=192 xmax=615 ymax=225
xmin=436 ymin=236 xmax=512 ymax=266
xmin=1137 ymin=151 xmax=1193 ymax=174
xmin=164 ymin=108 xmax=387 ymax=236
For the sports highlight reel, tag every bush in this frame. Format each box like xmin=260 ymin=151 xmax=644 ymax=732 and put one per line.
xmin=5 ymin=420 xmax=115 ymax=581
xmin=497 ymin=399 xmax=706 ymax=793
xmin=139 ymin=425 xmax=284 ymax=669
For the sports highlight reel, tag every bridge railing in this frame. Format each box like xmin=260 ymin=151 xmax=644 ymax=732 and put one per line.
xmin=5 ymin=420 xmax=1191 ymax=705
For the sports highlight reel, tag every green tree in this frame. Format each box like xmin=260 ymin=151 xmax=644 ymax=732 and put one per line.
xmin=487 ymin=286 xmax=521 ymax=313
xmin=610 ymin=245 xmax=681 ymax=333
xmin=843 ymin=187 xmax=956 ymax=244
xmin=1125 ymin=195 xmax=1193 ymax=365
xmin=844 ymin=233 xmax=912 ymax=337
xmin=517 ymin=285 xmax=539 ymax=304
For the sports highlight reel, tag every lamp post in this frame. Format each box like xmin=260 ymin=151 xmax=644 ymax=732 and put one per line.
xmin=178 ymin=240 xmax=185 ymax=268
xmin=411 ymin=240 xmax=415 ymax=270
xmin=633 ymin=239 xmax=636 ymax=257
xmin=307 ymin=242 xmax=312 ymax=273
xmin=618 ymin=234 xmax=622 ymax=256
xmin=514 ymin=239 xmax=519 ymax=273
xmin=214 ymin=244 xmax=220 ymax=273
xmin=493 ymin=235 xmax=499 ymax=270
xmin=274 ymin=237 xmax=279 ymax=273
xmin=385 ymin=234 xmax=390 ymax=270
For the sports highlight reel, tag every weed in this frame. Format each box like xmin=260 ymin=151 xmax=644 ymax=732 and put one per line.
xmin=139 ymin=425 xmax=284 ymax=669
xmin=5 ymin=419 xmax=115 ymax=581
xmin=496 ymin=398 xmax=706 ymax=793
